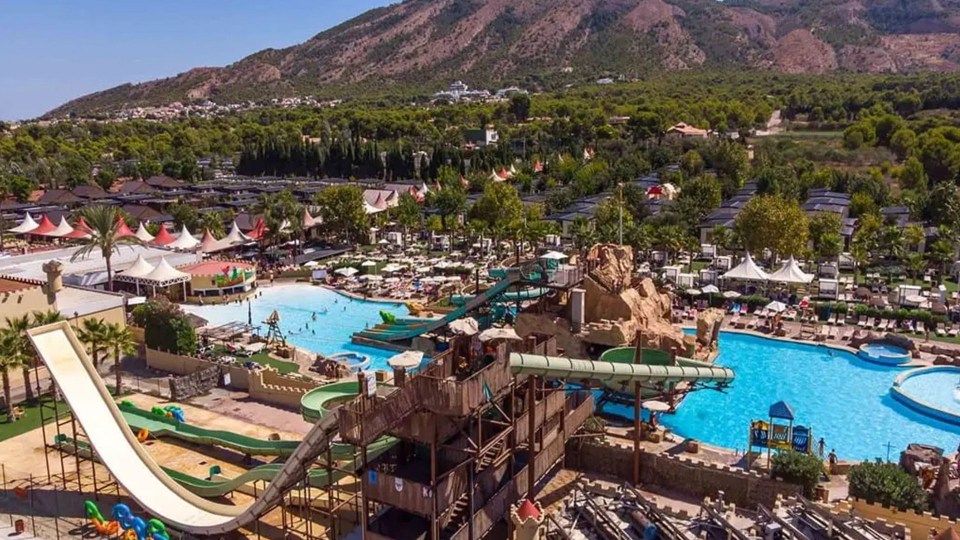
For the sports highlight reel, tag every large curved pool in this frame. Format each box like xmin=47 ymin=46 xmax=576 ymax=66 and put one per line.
xmin=602 ymin=332 xmax=960 ymax=460
xmin=182 ymin=285 xmax=407 ymax=369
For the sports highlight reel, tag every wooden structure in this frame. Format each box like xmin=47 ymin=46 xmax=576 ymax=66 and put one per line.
xmin=337 ymin=333 xmax=595 ymax=540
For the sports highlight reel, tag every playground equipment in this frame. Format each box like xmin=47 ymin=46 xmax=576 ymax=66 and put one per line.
xmin=29 ymin=320 xmax=734 ymax=536
xmin=111 ymin=503 xmax=169 ymax=540
xmin=749 ymin=401 xmax=813 ymax=458
xmin=85 ymin=500 xmax=119 ymax=536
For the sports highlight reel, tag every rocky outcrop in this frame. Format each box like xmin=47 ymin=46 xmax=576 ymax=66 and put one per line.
xmin=697 ymin=308 xmax=725 ymax=349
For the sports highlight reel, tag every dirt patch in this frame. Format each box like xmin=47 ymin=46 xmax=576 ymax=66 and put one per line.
xmin=774 ymin=29 xmax=838 ymax=73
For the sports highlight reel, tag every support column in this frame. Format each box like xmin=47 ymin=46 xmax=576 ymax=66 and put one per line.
xmin=527 ymin=376 xmax=537 ymax=498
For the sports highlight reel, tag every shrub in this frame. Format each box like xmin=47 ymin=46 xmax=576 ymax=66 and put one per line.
xmin=848 ymin=462 xmax=927 ymax=512
xmin=131 ymin=297 xmax=198 ymax=355
xmin=770 ymin=451 xmax=824 ymax=497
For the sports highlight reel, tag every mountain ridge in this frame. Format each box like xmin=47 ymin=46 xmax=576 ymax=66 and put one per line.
xmin=49 ymin=0 xmax=960 ymax=117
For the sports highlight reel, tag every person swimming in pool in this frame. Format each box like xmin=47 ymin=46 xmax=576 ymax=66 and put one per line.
xmin=312 ymin=312 xmax=317 ymax=321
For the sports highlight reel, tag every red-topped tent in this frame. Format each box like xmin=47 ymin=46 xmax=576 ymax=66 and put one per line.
xmin=246 ymin=217 xmax=267 ymax=241
xmin=115 ymin=215 xmax=135 ymax=237
xmin=31 ymin=214 xmax=57 ymax=235
xmin=151 ymin=226 xmax=176 ymax=246
xmin=61 ymin=217 xmax=92 ymax=239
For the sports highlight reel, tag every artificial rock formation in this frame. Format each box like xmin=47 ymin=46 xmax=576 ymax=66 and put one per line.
xmin=697 ymin=308 xmax=725 ymax=350
xmin=509 ymin=499 xmax=545 ymax=540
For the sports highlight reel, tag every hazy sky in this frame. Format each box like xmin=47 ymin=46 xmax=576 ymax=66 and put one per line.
xmin=0 ymin=0 xmax=392 ymax=120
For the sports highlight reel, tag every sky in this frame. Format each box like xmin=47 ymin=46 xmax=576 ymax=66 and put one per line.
xmin=0 ymin=0 xmax=392 ymax=120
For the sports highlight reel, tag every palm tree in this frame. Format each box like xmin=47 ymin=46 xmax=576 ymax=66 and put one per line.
xmin=0 ymin=329 xmax=29 ymax=422
xmin=3 ymin=316 xmax=32 ymax=401
xmin=77 ymin=318 xmax=108 ymax=369
xmin=71 ymin=205 xmax=143 ymax=292
xmin=571 ymin=216 xmax=597 ymax=258
xmin=23 ymin=310 xmax=63 ymax=401
xmin=200 ymin=211 xmax=226 ymax=239
xmin=103 ymin=323 xmax=135 ymax=394
xmin=906 ymin=253 xmax=927 ymax=284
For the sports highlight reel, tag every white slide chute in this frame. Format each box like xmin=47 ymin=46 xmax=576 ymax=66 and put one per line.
xmin=26 ymin=321 xmax=339 ymax=535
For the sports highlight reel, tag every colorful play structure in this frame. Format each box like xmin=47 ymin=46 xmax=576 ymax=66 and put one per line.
xmin=85 ymin=501 xmax=169 ymax=540
xmin=748 ymin=400 xmax=814 ymax=458
xmin=28 ymin=312 xmax=735 ymax=537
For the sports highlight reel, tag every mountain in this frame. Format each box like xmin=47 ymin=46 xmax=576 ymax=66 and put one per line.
xmin=49 ymin=0 xmax=960 ymax=116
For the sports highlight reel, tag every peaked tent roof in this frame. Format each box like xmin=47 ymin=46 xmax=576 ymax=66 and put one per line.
xmin=722 ymin=252 xmax=770 ymax=282
xmin=134 ymin=222 xmax=155 ymax=243
xmin=199 ymin=229 xmax=231 ymax=254
xmin=246 ymin=217 xmax=266 ymax=241
xmin=8 ymin=213 xmax=38 ymax=234
xmin=115 ymin=215 xmax=135 ymax=238
xmin=224 ymin=221 xmax=251 ymax=244
xmin=516 ymin=499 xmax=542 ymax=521
xmin=116 ymin=254 xmax=156 ymax=282
xmin=303 ymin=209 xmax=322 ymax=229
xmin=61 ymin=217 xmax=92 ymax=239
xmin=768 ymin=400 xmax=795 ymax=421
xmin=46 ymin=216 xmax=75 ymax=237
xmin=31 ymin=214 xmax=57 ymax=235
xmin=768 ymin=256 xmax=814 ymax=284
xmin=168 ymin=226 xmax=200 ymax=250
xmin=151 ymin=226 xmax=176 ymax=246
xmin=140 ymin=257 xmax=191 ymax=286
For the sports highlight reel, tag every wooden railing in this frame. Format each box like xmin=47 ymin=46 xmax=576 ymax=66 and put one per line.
xmin=564 ymin=391 xmax=595 ymax=434
xmin=363 ymin=470 xmax=434 ymax=517
xmin=514 ymin=390 xmax=566 ymax=443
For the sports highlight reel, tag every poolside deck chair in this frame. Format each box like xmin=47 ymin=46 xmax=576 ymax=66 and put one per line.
xmin=936 ymin=323 xmax=946 ymax=337
xmin=816 ymin=325 xmax=829 ymax=342
xmin=746 ymin=317 xmax=758 ymax=329
xmin=837 ymin=313 xmax=846 ymax=326
xmin=729 ymin=313 xmax=740 ymax=326
xmin=857 ymin=317 xmax=868 ymax=328
xmin=914 ymin=321 xmax=925 ymax=335
xmin=840 ymin=327 xmax=854 ymax=340
xmin=783 ymin=309 xmax=797 ymax=321
xmin=828 ymin=313 xmax=839 ymax=325
xmin=949 ymin=325 xmax=959 ymax=338
xmin=729 ymin=303 xmax=740 ymax=315
xmin=740 ymin=304 xmax=749 ymax=315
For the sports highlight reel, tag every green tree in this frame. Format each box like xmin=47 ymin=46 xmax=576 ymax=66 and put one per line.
xmin=571 ymin=216 xmax=598 ymax=257
xmin=0 ymin=329 xmax=29 ymax=422
xmin=71 ymin=205 xmax=144 ymax=292
xmin=734 ymin=195 xmax=809 ymax=259
xmin=170 ymin=204 xmax=200 ymax=232
xmin=95 ymin=167 xmax=117 ymax=191
xmin=394 ymin=192 xmax=421 ymax=248
xmin=849 ymin=192 xmax=879 ymax=219
xmin=906 ymin=253 xmax=927 ymax=284
xmin=770 ymin=452 xmax=824 ymax=498
xmin=426 ymin=186 xmax=467 ymax=231
xmin=808 ymin=212 xmax=843 ymax=260
xmin=469 ymin=182 xmax=523 ymax=246
xmin=680 ymin=150 xmax=705 ymax=177
xmin=103 ymin=322 xmax=135 ymax=394
xmin=898 ymin=156 xmax=927 ymax=192
xmin=131 ymin=297 xmax=197 ymax=355
xmin=710 ymin=226 xmax=734 ymax=254
xmin=919 ymin=135 xmax=960 ymax=184
xmin=315 ymin=185 xmax=368 ymax=244
xmin=674 ymin=175 xmax=722 ymax=231
xmin=903 ymin=223 xmax=925 ymax=250
xmin=259 ymin=190 xmax=304 ymax=253
xmin=890 ymin=128 xmax=918 ymax=161
xmin=200 ymin=211 xmax=226 ymax=238
xmin=848 ymin=462 xmax=927 ymax=512
xmin=509 ymin=94 xmax=531 ymax=121
xmin=77 ymin=318 xmax=108 ymax=369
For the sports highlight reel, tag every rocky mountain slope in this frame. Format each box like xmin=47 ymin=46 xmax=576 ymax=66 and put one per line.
xmin=50 ymin=0 xmax=960 ymax=116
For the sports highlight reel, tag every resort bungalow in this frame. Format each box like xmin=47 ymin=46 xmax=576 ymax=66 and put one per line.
xmin=666 ymin=122 xmax=709 ymax=139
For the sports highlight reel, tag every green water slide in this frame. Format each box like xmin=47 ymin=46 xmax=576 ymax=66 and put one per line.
xmin=299 ymin=381 xmax=361 ymax=424
xmin=449 ymin=287 xmax=551 ymax=306
xmin=56 ymin=434 xmax=397 ymax=498
xmin=509 ymin=353 xmax=734 ymax=386
xmin=355 ymin=276 xmax=518 ymax=342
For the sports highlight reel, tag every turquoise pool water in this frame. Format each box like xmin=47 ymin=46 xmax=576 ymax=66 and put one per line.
xmin=602 ymin=332 xmax=960 ymax=460
xmin=182 ymin=285 xmax=407 ymax=369
xmin=898 ymin=368 xmax=960 ymax=417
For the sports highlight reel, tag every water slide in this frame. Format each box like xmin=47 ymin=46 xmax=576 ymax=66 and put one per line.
xmin=27 ymin=321 xmax=345 ymax=536
xmin=355 ymin=276 xmax=518 ymax=342
xmin=29 ymin=319 xmax=733 ymax=535
xmin=118 ymin=402 xmax=365 ymax=460
xmin=449 ymin=286 xmax=551 ymax=306
xmin=55 ymin=434 xmax=396 ymax=499
xmin=299 ymin=381 xmax=360 ymax=423
xmin=509 ymin=353 xmax=735 ymax=386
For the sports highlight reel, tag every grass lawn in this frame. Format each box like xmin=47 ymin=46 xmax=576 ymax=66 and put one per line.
xmin=211 ymin=345 xmax=300 ymax=374
xmin=0 ymin=398 xmax=63 ymax=443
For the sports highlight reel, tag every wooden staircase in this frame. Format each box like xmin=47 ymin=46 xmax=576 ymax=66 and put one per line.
xmin=439 ymin=439 xmax=508 ymax=539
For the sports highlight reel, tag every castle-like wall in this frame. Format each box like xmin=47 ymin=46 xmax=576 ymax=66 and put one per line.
xmin=566 ymin=439 xmax=802 ymax=507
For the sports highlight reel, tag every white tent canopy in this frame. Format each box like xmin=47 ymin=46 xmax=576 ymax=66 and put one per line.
xmin=140 ymin=257 xmax=191 ymax=287
xmin=722 ymin=252 xmax=769 ymax=282
xmin=334 ymin=267 xmax=358 ymax=277
xmin=223 ymin=221 xmax=251 ymax=245
xmin=168 ymin=226 xmax=200 ymax=250
xmin=539 ymin=251 xmax=568 ymax=260
xmin=8 ymin=213 xmax=38 ymax=234
xmin=47 ymin=216 xmax=74 ymax=237
xmin=134 ymin=222 xmax=155 ymax=243
xmin=768 ymin=256 xmax=814 ymax=284
xmin=116 ymin=255 xmax=156 ymax=283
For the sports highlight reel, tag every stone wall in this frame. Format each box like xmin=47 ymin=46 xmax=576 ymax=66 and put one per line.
xmin=565 ymin=439 xmax=802 ymax=507
xmin=145 ymin=347 xmax=320 ymax=410
xmin=169 ymin=365 xmax=221 ymax=401
xmin=833 ymin=498 xmax=955 ymax=540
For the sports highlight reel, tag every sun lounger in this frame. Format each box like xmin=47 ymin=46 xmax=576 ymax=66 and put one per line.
xmin=914 ymin=321 xmax=925 ymax=335
xmin=729 ymin=303 xmax=740 ymax=314
xmin=857 ymin=317 xmax=867 ymax=328
xmin=740 ymin=304 xmax=748 ymax=315
xmin=936 ymin=323 xmax=946 ymax=337
xmin=837 ymin=314 xmax=846 ymax=326
xmin=746 ymin=317 xmax=758 ymax=329
xmin=729 ymin=313 xmax=740 ymax=326
xmin=950 ymin=325 xmax=959 ymax=337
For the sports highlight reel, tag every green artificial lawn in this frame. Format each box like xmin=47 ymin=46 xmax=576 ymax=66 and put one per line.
xmin=211 ymin=345 xmax=300 ymax=374
xmin=0 ymin=398 xmax=63 ymax=443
